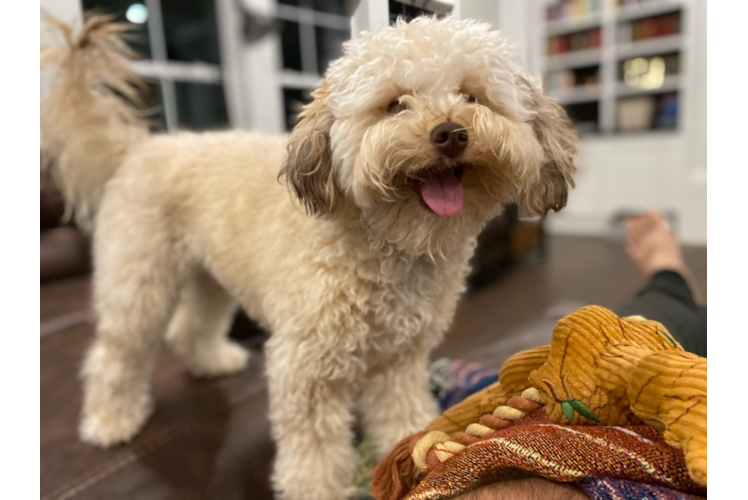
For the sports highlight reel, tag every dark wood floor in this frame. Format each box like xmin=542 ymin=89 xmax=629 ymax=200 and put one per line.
xmin=40 ymin=235 xmax=706 ymax=500
xmin=436 ymin=234 xmax=707 ymax=367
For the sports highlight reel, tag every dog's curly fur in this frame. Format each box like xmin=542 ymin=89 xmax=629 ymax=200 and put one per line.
xmin=41 ymin=14 xmax=577 ymax=500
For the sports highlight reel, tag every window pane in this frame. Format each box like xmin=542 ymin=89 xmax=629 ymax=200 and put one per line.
xmin=82 ymin=0 xmax=221 ymax=64
xmin=315 ymin=26 xmax=349 ymax=75
xmin=82 ymin=0 xmax=153 ymax=58
xmin=312 ymin=0 xmax=353 ymax=16
xmin=146 ymin=81 xmax=168 ymax=131
xmin=160 ymin=0 xmax=221 ymax=64
xmin=280 ymin=21 xmax=303 ymax=71
xmin=174 ymin=81 xmax=229 ymax=130
xmin=279 ymin=0 xmax=352 ymax=15
xmin=389 ymin=0 xmax=437 ymax=24
xmin=282 ymin=87 xmax=314 ymax=131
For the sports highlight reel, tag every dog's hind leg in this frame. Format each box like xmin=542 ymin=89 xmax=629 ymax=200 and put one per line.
xmin=165 ymin=269 xmax=248 ymax=378
xmin=79 ymin=214 xmax=183 ymax=448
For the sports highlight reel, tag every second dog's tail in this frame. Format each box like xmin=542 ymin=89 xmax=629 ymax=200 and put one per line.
xmin=41 ymin=13 xmax=149 ymax=231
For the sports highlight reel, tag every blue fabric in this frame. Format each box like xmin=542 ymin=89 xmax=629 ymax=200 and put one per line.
xmin=579 ymin=476 xmax=705 ymax=500
xmin=429 ymin=357 xmax=499 ymax=410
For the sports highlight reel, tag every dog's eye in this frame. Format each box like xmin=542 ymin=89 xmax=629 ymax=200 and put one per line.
xmin=463 ymin=94 xmax=477 ymax=103
xmin=388 ymin=99 xmax=409 ymax=115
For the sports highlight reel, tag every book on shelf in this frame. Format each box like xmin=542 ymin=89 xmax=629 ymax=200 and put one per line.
xmin=547 ymin=0 xmax=601 ymax=22
xmin=548 ymin=27 xmax=601 ymax=55
xmin=631 ymin=12 xmax=680 ymax=40
xmin=617 ymin=11 xmax=680 ymax=43
xmin=545 ymin=66 xmax=600 ymax=95
xmin=617 ymin=0 xmax=679 ymax=8
xmin=617 ymin=92 xmax=678 ymax=131
xmin=545 ymin=0 xmax=684 ymax=133
xmin=653 ymin=92 xmax=678 ymax=129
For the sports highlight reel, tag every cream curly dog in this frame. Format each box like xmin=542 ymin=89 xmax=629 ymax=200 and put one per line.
xmin=41 ymin=14 xmax=577 ymax=500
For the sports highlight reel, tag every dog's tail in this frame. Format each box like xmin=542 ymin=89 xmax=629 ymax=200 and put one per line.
xmin=41 ymin=13 xmax=150 ymax=230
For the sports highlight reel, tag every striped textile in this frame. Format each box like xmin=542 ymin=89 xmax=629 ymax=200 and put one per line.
xmin=405 ymin=409 xmax=706 ymax=500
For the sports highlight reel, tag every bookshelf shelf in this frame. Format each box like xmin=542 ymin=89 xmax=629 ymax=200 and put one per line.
xmin=549 ymin=84 xmax=601 ymax=105
xmin=547 ymin=15 xmax=602 ymax=36
xmin=615 ymin=74 xmax=680 ymax=97
xmin=546 ymin=48 xmax=602 ymax=70
xmin=617 ymin=33 xmax=682 ymax=59
xmin=541 ymin=0 xmax=686 ymax=135
xmin=616 ymin=2 xmax=682 ymax=22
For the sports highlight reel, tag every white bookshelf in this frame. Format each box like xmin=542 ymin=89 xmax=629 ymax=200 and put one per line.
xmin=539 ymin=0 xmax=687 ymax=135
xmin=615 ymin=1 xmax=682 ymax=21
xmin=553 ymin=84 xmax=602 ymax=106
xmin=616 ymin=33 xmax=683 ymax=58
xmin=547 ymin=13 xmax=603 ymax=36
xmin=546 ymin=47 xmax=602 ymax=71
xmin=615 ymin=73 xmax=681 ymax=97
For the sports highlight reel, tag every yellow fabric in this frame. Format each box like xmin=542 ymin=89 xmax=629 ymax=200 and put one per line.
xmin=629 ymin=350 xmax=707 ymax=485
xmin=422 ymin=305 xmax=707 ymax=486
xmin=528 ymin=305 xmax=683 ymax=426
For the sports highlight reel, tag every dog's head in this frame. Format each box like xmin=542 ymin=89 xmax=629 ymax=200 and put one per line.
xmin=280 ymin=17 xmax=578 ymax=257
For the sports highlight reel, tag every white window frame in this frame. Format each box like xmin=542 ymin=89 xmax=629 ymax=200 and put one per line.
xmin=228 ymin=0 xmax=357 ymax=133
xmin=221 ymin=0 xmax=474 ymax=133
xmin=135 ymin=0 xmax=227 ymax=132
xmin=46 ymin=0 xmax=502 ymax=134
xmin=353 ymin=0 xmax=457 ymax=34
xmin=43 ymin=0 xmax=232 ymax=131
xmin=41 ymin=0 xmax=85 ymax=96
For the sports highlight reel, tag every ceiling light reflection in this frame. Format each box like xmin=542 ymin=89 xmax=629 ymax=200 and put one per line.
xmin=126 ymin=3 xmax=148 ymax=24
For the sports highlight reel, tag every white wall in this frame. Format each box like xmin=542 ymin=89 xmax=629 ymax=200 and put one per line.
xmin=41 ymin=0 xmax=83 ymax=51
xmin=39 ymin=0 xmax=83 ymax=86
xmin=40 ymin=0 xmax=82 ymax=26
xmin=456 ymin=0 xmax=498 ymax=29
xmin=41 ymin=0 xmax=83 ymax=97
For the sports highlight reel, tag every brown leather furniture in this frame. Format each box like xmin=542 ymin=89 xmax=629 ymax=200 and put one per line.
xmin=40 ymin=174 xmax=90 ymax=283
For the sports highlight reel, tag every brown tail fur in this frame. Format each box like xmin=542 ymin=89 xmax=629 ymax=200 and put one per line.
xmin=41 ymin=12 xmax=149 ymax=231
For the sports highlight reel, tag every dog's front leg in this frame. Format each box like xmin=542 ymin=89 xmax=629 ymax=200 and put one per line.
xmin=265 ymin=341 xmax=357 ymax=500
xmin=360 ymin=350 xmax=439 ymax=458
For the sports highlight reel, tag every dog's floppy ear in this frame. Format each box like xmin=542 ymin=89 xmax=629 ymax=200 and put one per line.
xmin=517 ymin=77 xmax=578 ymax=217
xmin=279 ymin=81 xmax=338 ymax=216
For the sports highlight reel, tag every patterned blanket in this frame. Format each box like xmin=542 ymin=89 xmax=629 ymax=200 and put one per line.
xmin=405 ymin=408 xmax=705 ymax=500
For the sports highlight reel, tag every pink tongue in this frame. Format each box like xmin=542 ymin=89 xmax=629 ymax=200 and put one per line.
xmin=419 ymin=169 xmax=463 ymax=217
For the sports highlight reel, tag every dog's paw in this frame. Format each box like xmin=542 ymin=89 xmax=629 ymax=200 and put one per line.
xmin=186 ymin=340 xmax=250 ymax=379
xmin=79 ymin=396 xmax=154 ymax=448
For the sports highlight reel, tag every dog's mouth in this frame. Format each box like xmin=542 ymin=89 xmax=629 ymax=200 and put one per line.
xmin=409 ymin=164 xmax=466 ymax=217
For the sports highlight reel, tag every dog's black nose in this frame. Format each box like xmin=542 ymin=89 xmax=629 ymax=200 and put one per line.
xmin=430 ymin=122 xmax=468 ymax=158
